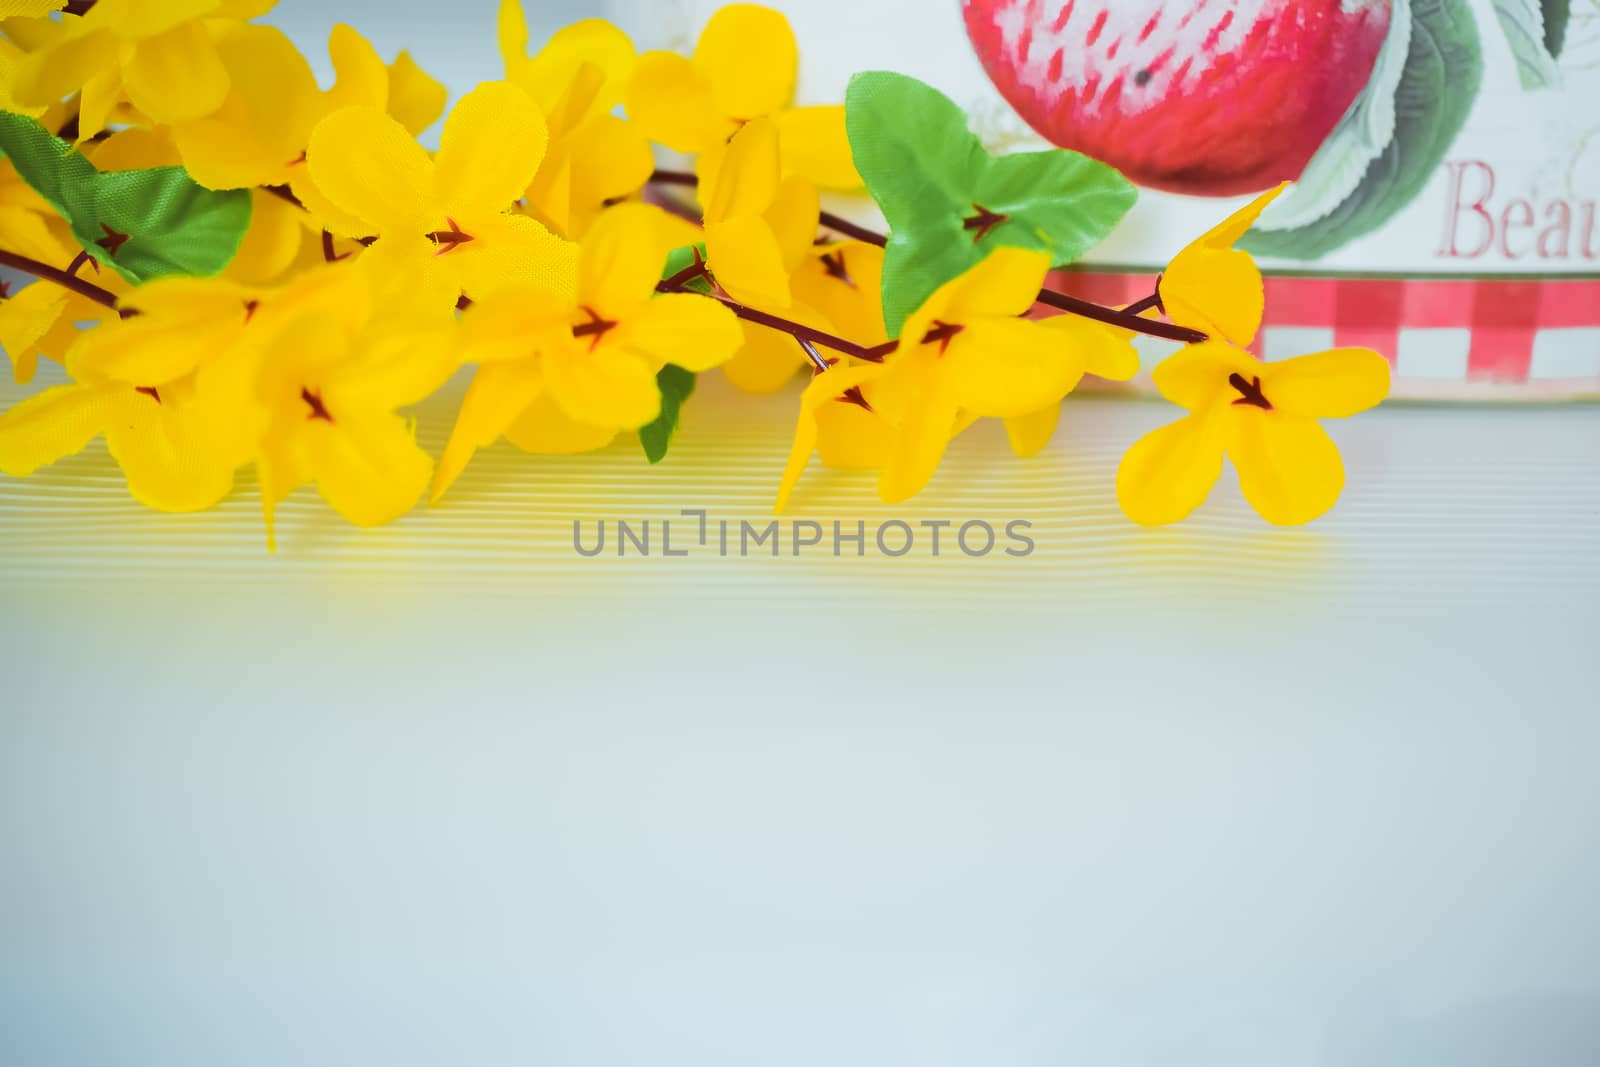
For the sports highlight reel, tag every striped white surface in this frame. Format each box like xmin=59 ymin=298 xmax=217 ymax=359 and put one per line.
xmin=3 ymin=367 xmax=1597 ymax=615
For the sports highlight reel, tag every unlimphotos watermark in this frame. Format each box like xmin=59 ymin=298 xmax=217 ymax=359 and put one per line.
xmin=572 ymin=510 xmax=1036 ymax=559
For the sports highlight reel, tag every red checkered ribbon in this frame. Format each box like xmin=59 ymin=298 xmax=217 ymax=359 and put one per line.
xmin=1053 ymin=271 xmax=1600 ymax=384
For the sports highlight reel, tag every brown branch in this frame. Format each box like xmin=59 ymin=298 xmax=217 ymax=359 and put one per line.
xmin=647 ymin=169 xmax=1206 ymax=345
xmin=0 ymin=249 xmax=120 ymax=311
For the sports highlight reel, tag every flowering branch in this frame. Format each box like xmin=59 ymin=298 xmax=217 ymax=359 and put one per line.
xmin=646 ymin=169 xmax=1204 ymax=345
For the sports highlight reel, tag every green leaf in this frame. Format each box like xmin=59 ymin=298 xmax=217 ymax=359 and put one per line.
xmin=0 ymin=110 xmax=251 ymax=284
xmin=1242 ymin=0 xmax=1482 ymax=261
xmin=845 ymin=71 xmax=1136 ymax=337
xmin=639 ymin=364 xmax=696 ymax=465
xmin=1543 ymin=0 xmax=1570 ymax=56
xmin=661 ymin=242 xmax=712 ymax=294
xmin=1491 ymin=0 xmax=1562 ymax=89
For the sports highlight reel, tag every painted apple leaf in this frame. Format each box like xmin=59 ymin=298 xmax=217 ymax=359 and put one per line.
xmin=1255 ymin=0 xmax=1413 ymax=233
xmin=1491 ymin=0 xmax=1563 ymax=89
xmin=1542 ymin=0 xmax=1570 ymax=56
xmin=639 ymin=363 xmax=696 ymax=464
xmin=0 ymin=110 xmax=252 ymax=284
xmin=1243 ymin=0 xmax=1482 ymax=261
xmin=845 ymin=71 xmax=1136 ymax=337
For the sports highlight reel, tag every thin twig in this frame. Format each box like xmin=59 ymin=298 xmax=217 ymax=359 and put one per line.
xmin=646 ymin=169 xmax=1205 ymax=345
xmin=0 ymin=249 xmax=120 ymax=311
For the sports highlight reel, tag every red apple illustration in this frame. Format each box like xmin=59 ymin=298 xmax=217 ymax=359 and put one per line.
xmin=963 ymin=0 xmax=1393 ymax=197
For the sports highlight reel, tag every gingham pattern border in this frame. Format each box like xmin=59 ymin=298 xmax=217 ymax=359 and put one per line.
xmin=1052 ymin=272 xmax=1600 ymax=400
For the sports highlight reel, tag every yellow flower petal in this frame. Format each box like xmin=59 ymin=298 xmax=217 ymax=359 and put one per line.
xmin=900 ymin=247 xmax=1049 ymax=347
xmin=543 ymin=341 xmax=661 ymax=430
xmin=579 ymin=202 xmax=670 ymax=320
xmin=693 ymin=3 xmax=796 ymax=122
xmin=1161 ymin=247 xmax=1262 ymax=347
xmin=497 ymin=0 xmax=532 ymax=82
xmin=766 ymin=175 xmax=820 ymax=271
xmin=794 ymin=242 xmax=886 ymax=343
xmin=1003 ymin=404 xmax=1061 ymax=458
xmin=0 ymin=281 xmax=69 ymax=384
xmin=565 ymin=114 xmax=656 ymax=233
xmin=123 ymin=23 xmax=230 ymax=124
xmin=308 ymin=106 xmax=435 ymax=235
xmin=503 ymin=391 xmax=618 ymax=454
xmin=432 ymin=359 xmax=543 ymax=502
xmin=105 ymin=391 xmax=240 ymax=512
xmin=775 ymin=362 xmax=880 ymax=513
xmin=327 ymin=330 xmax=458 ymax=413
xmin=459 ymin=285 xmax=569 ymax=364
xmin=225 ymin=190 xmax=305 ymax=285
xmin=706 ymin=116 xmax=780 ymax=224
xmin=326 ymin=23 xmax=388 ymax=112
xmin=516 ymin=16 xmax=635 ymax=118
xmin=1263 ymin=348 xmax=1391 ymax=419
xmin=621 ymin=292 xmax=742 ymax=372
xmin=1042 ymin=314 xmax=1140 ymax=382
xmin=308 ymin=410 xmax=432 ymax=527
xmin=77 ymin=65 xmax=122 ymax=141
xmin=706 ymin=216 xmax=790 ymax=309
xmin=0 ymin=203 xmax=72 ymax=263
xmin=89 ymin=126 xmax=183 ymax=171
xmin=1196 ymin=182 xmax=1289 ymax=251
xmin=815 ymin=399 xmax=893 ymax=469
xmin=1150 ymin=340 xmax=1262 ymax=413
xmin=447 ymin=212 xmax=578 ymax=302
xmin=67 ymin=283 xmax=252 ymax=385
xmin=877 ymin=364 xmax=958 ymax=505
xmin=1116 ymin=410 xmax=1226 ymax=526
xmin=1227 ymin=408 xmax=1345 ymax=526
xmin=624 ymin=51 xmax=724 ymax=154
xmin=13 ymin=32 xmax=117 ymax=113
xmin=433 ymin=81 xmax=547 ymax=219
xmin=723 ymin=320 xmax=808 ymax=394
xmin=0 ymin=1 xmax=71 ymax=17
xmin=775 ymin=105 xmax=859 ymax=188
xmin=106 ymin=0 xmax=220 ymax=38
xmin=0 ymin=381 xmax=124 ymax=477
xmin=386 ymin=51 xmax=448 ymax=136
xmin=945 ymin=317 xmax=1085 ymax=418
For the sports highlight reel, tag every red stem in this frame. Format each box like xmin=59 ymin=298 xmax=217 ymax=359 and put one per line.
xmin=0 ymin=249 xmax=120 ymax=311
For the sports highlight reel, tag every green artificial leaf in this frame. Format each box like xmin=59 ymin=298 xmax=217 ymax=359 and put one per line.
xmin=1543 ymin=0 xmax=1570 ymax=56
xmin=1243 ymin=0 xmax=1482 ymax=261
xmin=845 ymin=71 xmax=1136 ymax=337
xmin=0 ymin=110 xmax=251 ymax=284
xmin=639 ymin=364 xmax=696 ymax=464
xmin=1491 ymin=0 xmax=1562 ymax=89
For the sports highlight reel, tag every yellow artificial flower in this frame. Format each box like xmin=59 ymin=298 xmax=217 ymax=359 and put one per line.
xmin=308 ymin=80 xmax=577 ymax=306
xmin=725 ymin=239 xmax=883 ymax=394
xmin=625 ymin=2 xmax=858 ymax=190
xmin=0 ymin=334 xmax=264 ymax=513
xmin=774 ymin=360 xmax=891 ymax=513
xmin=1118 ymin=342 xmax=1390 ymax=526
xmin=171 ymin=22 xmax=444 ymax=242
xmin=1157 ymin=182 xmax=1287 ymax=347
xmin=1002 ymin=315 xmax=1141 ymax=458
xmin=701 ymin=117 xmax=819 ymax=310
xmin=256 ymin=307 xmax=455 ymax=549
xmin=873 ymin=247 xmax=1091 ymax=503
xmin=498 ymin=0 xmax=654 ymax=240
xmin=433 ymin=203 xmax=741 ymax=500
xmin=13 ymin=0 xmax=279 ymax=128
